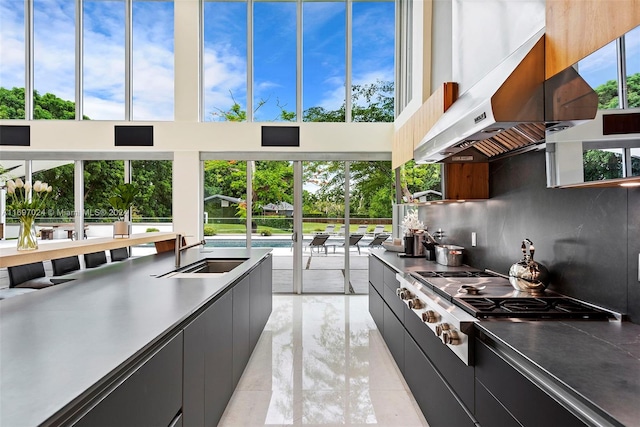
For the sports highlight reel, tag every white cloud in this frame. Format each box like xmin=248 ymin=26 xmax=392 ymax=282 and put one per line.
xmin=203 ymin=42 xmax=247 ymax=121
xmin=0 ymin=3 xmax=25 ymax=88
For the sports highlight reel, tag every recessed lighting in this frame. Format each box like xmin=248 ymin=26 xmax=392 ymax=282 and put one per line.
xmin=482 ymin=128 xmax=504 ymax=133
xmin=547 ymin=125 xmax=569 ymax=132
xmin=620 ymin=182 xmax=640 ymax=187
xmin=457 ymin=200 xmax=466 ymax=203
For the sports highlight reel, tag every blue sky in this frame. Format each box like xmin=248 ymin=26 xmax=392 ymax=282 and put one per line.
xmin=0 ymin=0 xmax=395 ymax=122
xmin=578 ymin=25 xmax=639 ymax=90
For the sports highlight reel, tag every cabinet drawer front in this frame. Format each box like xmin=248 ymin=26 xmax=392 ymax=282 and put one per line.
xmin=475 ymin=339 xmax=586 ymax=427
xmin=475 ymin=380 xmax=520 ymax=427
xmin=382 ymin=282 xmax=406 ymax=323
xmin=383 ymin=304 xmax=405 ymax=373
xmin=75 ymin=332 xmax=183 ymax=427
xmin=404 ymin=307 xmax=474 ymax=409
xmin=383 ymin=265 xmax=400 ymax=292
xmin=404 ymin=335 xmax=476 ymax=427
xmin=368 ymin=256 xmax=384 ymax=294
xmin=368 ymin=283 xmax=384 ymax=333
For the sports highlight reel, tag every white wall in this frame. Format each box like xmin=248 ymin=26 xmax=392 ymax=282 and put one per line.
xmin=452 ymin=0 xmax=545 ymax=94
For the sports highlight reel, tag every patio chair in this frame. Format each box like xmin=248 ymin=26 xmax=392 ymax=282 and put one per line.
xmin=306 ymin=234 xmax=330 ymax=256
xmin=342 ymin=234 xmax=364 ymax=255
xmin=371 ymin=225 xmax=385 ymax=236
xmin=318 ymin=224 xmax=335 ymax=234
xmin=355 ymin=225 xmax=368 ymax=235
xmin=368 ymin=234 xmax=390 ymax=248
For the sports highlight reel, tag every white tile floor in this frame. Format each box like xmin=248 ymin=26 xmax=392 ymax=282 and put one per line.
xmin=219 ymin=295 xmax=429 ymax=427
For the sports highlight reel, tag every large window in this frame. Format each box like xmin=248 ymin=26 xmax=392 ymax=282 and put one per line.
xmin=203 ymin=1 xmax=248 ymax=121
xmin=132 ymin=0 xmax=175 ymax=120
xmin=253 ymin=1 xmax=297 ymax=122
xmin=0 ymin=2 xmax=26 ymax=118
xmin=578 ymin=24 xmax=640 ymax=110
xmin=83 ymin=0 xmax=126 ymax=120
xmin=302 ymin=1 xmax=346 ymax=122
xmin=203 ymin=0 xmax=395 ymax=123
xmin=34 ymin=0 xmax=76 ymax=120
xmin=351 ymin=2 xmax=395 ymax=122
xmin=626 ymin=25 xmax=639 ymax=108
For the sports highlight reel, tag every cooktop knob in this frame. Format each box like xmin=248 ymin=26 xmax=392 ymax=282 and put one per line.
xmin=435 ymin=323 xmax=451 ymax=336
xmin=422 ymin=310 xmax=439 ymax=323
xmin=442 ymin=330 xmax=460 ymax=345
xmin=409 ymin=298 xmax=425 ymax=310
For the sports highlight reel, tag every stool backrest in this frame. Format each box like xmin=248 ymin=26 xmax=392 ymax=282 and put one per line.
xmin=52 ymin=256 xmax=81 ymax=276
xmin=84 ymin=251 xmax=107 ymax=268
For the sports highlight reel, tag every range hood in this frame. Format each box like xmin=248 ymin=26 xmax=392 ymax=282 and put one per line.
xmin=414 ymin=29 xmax=598 ymax=163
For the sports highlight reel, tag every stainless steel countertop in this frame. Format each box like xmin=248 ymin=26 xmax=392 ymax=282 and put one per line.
xmin=370 ymin=249 xmax=640 ymax=427
xmin=0 ymin=248 xmax=271 ymax=427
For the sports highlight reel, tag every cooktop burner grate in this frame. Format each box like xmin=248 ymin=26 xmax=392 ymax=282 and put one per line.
xmin=415 ymin=271 xmax=496 ymax=278
xmin=500 ymin=298 xmax=549 ymax=312
xmin=456 ymin=296 xmax=615 ymax=319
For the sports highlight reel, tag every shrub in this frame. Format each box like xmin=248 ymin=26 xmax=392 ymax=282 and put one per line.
xmin=260 ymin=229 xmax=272 ymax=236
xmin=203 ymin=225 xmax=217 ymax=236
xmin=146 ymin=227 xmax=160 ymax=233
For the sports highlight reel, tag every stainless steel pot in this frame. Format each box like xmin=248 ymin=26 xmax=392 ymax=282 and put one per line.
xmin=412 ymin=232 xmax=426 ymax=256
xmin=508 ymin=238 xmax=549 ymax=294
xmin=435 ymin=245 xmax=464 ymax=266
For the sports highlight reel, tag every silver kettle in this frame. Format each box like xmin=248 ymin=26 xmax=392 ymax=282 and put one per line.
xmin=508 ymin=238 xmax=550 ymax=294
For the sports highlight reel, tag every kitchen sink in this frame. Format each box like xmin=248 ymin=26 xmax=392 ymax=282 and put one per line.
xmin=160 ymin=258 xmax=248 ymax=278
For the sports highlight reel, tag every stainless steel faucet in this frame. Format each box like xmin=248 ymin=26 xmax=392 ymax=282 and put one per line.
xmin=175 ymin=234 xmax=206 ymax=268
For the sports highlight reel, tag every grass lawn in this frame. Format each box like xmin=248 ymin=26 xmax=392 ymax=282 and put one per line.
xmin=205 ymin=222 xmax=392 ymax=235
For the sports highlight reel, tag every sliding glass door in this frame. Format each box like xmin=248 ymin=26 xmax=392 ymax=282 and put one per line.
xmin=202 ymin=156 xmax=392 ymax=295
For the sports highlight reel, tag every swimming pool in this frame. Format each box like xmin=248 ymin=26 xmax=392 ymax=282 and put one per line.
xmin=205 ymin=239 xmax=292 ymax=248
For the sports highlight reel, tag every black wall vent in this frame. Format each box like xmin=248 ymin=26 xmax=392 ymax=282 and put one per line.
xmin=0 ymin=125 xmax=30 ymax=146
xmin=261 ymin=126 xmax=300 ymax=147
xmin=115 ymin=125 xmax=154 ymax=147
xmin=603 ymin=112 xmax=640 ymax=135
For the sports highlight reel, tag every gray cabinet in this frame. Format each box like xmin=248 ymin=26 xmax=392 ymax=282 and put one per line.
xmin=404 ymin=334 xmax=476 ymax=427
xmin=368 ymin=282 xmax=384 ymax=332
xmin=369 ymin=254 xmax=475 ymax=427
xmin=74 ymin=332 xmax=183 ymax=427
xmin=233 ymin=274 xmax=252 ymax=386
xmin=369 ymin=255 xmax=384 ymax=294
xmin=404 ymin=305 xmax=474 ymax=409
xmin=183 ymin=256 xmax=273 ymax=427
xmin=475 ymin=338 xmax=586 ymax=427
xmin=383 ymin=303 xmax=405 ymax=374
xmin=183 ymin=291 xmax=234 ymax=427
xmin=249 ymin=267 xmax=265 ymax=350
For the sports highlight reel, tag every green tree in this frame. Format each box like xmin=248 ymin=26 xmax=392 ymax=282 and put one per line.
xmin=0 ymin=87 xmax=89 ymax=120
xmin=132 ymin=160 xmax=173 ymax=219
xmin=594 ymin=71 xmax=640 ymax=109
xmin=583 ymin=150 xmax=623 ymax=181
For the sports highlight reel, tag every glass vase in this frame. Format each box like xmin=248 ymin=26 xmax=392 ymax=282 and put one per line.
xmin=17 ymin=216 xmax=38 ymax=251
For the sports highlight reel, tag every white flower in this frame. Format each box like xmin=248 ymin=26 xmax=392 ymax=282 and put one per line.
xmin=24 ymin=181 xmax=32 ymax=193
xmin=47 ymin=186 xmax=52 ymax=192
xmin=33 ymin=181 xmax=43 ymax=192
xmin=401 ymin=210 xmax=424 ymax=235
xmin=7 ymin=186 xmax=15 ymax=195
xmin=15 ymin=178 xmax=24 ymax=188
xmin=6 ymin=179 xmax=16 ymax=191
xmin=41 ymin=182 xmax=48 ymax=191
